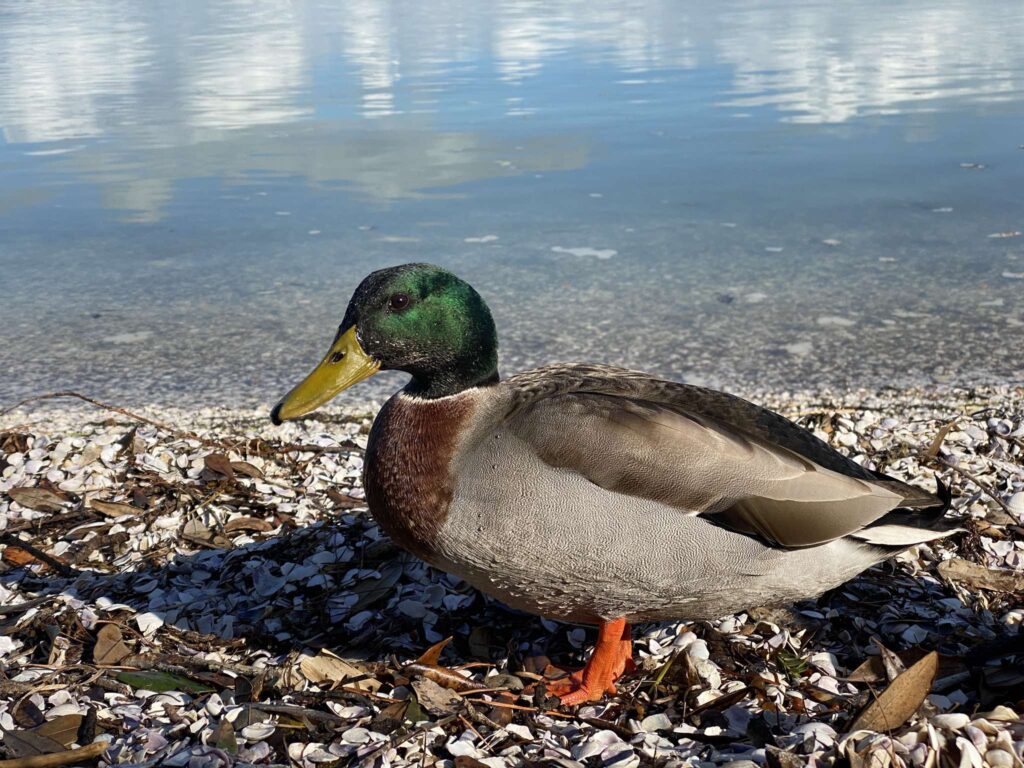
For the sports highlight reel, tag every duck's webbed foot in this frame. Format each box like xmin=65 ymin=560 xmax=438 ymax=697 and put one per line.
xmin=545 ymin=617 xmax=634 ymax=705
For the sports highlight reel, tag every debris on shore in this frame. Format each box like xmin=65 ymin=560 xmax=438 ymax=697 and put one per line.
xmin=1 ymin=386 xmax=1022 ymax=767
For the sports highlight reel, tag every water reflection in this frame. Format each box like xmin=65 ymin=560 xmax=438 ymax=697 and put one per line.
xmin=0 ymin=1 xmax=151 ymax=143
xmin=3 ymin=1 xmax=1022 ymax=144
xmin=62 ymin=123 xmax=587 ymax=221
xmin=1 ymin=0 xmax=1023 ymax=403
xmin=183 ymin=1 xmax=311 ymax=130
xmin=717 ymin=2 xmax=1024 ymax=123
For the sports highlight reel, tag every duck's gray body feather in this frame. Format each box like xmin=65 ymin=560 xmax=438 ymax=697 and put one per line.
xmin=370 ymin=364 xmax=957 ymax=624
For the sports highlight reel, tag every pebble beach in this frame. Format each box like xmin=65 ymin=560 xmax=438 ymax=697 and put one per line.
xmin=1 ymin=385 xmax=1022 ymax=768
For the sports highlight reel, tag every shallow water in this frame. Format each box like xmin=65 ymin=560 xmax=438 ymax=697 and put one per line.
xmin=2 ymin=0 xmax=1023 ymax=408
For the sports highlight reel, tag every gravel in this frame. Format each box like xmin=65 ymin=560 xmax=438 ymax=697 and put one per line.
xmin=1 ymin=385 xmax=1022 ymax=767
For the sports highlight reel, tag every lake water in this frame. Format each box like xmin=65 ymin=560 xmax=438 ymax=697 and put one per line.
xmin=2 ymin=0 xmax=1023 ymax=409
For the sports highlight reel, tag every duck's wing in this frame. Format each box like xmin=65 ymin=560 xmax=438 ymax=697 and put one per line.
xmin=501 ymin=364 xmax=952 ymax=549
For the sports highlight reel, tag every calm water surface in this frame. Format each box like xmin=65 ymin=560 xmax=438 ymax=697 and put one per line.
xmin=2 ymin=0 xmax=1023 ymax=407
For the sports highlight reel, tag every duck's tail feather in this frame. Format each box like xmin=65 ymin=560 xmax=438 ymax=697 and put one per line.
xmin=848 ymin=475 xmax=960 ymax=548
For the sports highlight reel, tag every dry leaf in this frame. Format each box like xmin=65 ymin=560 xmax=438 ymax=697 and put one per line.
xmin=847 ymin=656 xmax=885 ymax=684
xmin=224 ymin=516 xmax=274 ymax=534
xmin=872 ymin=638 xmax=907 ymax=682
xmin=326 ymin=488 xmax=364 ymax=509
xmin=203 ymin=453 xmax=235 ymax=480
xmin=848 ymin=651 xmax=938 ymax=732
xmin=230 ymin=461 xmax=264 ymax=479
xmin=925 ymin=420 xmax=957 ymax=459
xmin=349 ymin=563 xmax=403 ymax=612
xmin=8 ymin=486 xmax=69 ymax=513
xmin=0 ymin=740 xmax=108 ymax=766
xmin=938 ymin=558 xmax=1024 ymax=592
xmin=93 ymin=624 xmax=131 ymax=665
xmin=89 ymin=500 xmax=143 ymax=518
xmin=766 ymin=746 xmax=805 ymax=768
xmin=416 ymin=636 xmax=453 ymax=666
xmin=213 ymin=719 xmax=238 ymax=754
xmin=404 ymin=662 xmax=485 ymax=693
xmin=34 ymin=715 xmax=84 ymax=747
xmin=1 ymin=730 xmax=67 ymax=758
xmin=369 ymin=700 xmax=408 ymax=734
xmin=411 ymin=677 xmax=461 ymax=716
xmin=298 ymin=653 xmax=364 ymax=685
xmin=2 ymin=545 xmax=39 ymax=567
xmin=486 ymin=692 xmax=517 ymax=727
xmin=181 ymin=519 xmax=212 ymax=540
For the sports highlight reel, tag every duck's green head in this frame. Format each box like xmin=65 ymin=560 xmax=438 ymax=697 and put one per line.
xmin=271 ymin=263 xmax=498 ymax=422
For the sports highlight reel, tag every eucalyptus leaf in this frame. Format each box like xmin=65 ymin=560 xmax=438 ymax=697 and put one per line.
xmin=116 ymin=669 xmax=214 ymax=694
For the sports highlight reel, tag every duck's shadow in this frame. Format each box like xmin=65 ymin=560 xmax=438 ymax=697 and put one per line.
xmin=4 ymin=519 xmax=1017 ymax=706
xmin=6 ymin=517 xmax=557 ymax=662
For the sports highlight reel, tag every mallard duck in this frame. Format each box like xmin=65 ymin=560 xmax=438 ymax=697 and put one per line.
xmin=271 ymin=263 xmax=957 ymax=704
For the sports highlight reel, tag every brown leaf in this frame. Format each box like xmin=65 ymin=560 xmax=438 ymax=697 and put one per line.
xmin=486 ymin=692 xmax=516 ymax=727
xmin=848 ymin=651 xmax=938 ymax=733
xmin=93 ymin=624 xmax=131 ymax=665
xmin=1 ymin=431 xmax=31 ymax=454
xmin=0 ymin=739 xmax=108 ymax=766
xmin=369 ymin=700 xmax=409 ymax=734
xmin=89 ymin=500 xmax=143 ymax=518
xmin=404 ymin=662 xmax=485 ymax=693
xmin=8 ymin=487 xmax=69 ymax=513
xmin=35 ymin=715 xmax=84 ymax=747
xmin=766 ymin=746 xmax=805 ymax=768
xmin=873 ymin=638 xmax=907 ymax=682
xmin=130 ymin=487 xmax=151 ymax=509
xmin=230 ymin=461 xmax=264 ymax=479
xmin=298 ymin=653 xmax=364 ymax=685
xmin=467 ymin=626 xmax=492 ymax=659
xmin=925 ymin=420 xmax=957 ymax=459
xmin=938 ymin=558 xmax=1024 ymax=593
xmin=2 ymin=546 xmax=38 ymax=567
xmin=454 ymin=757 xmax=491 ymax=768
xmin=349 ymin=563 xmax=403 ymax=612
xmin=416 ymin=636 xmax=453 ymax=666
xmin=213 ymin=719 xmax=238 ymax=754
xmin=326 ymin=488 xmax=364 ymax=509
xmin=203 ymin=453 xmax=235 ymax=480
xmin=411 ymin=677 xmax=461 ymax=716
xmin=181 ymin=519 xmax=212 ymax=540
xmin=223 ymin=517 xmax=274 ymax=534
xmin=847 ymin=656 xmax=885 ymax=684
xmin=1 ymin=729 xmax=67 ymax=758
xmin=521 ymin=655 xmax=553 ymax=676
xmin=12 ymin=700 xmax=45 ymax=729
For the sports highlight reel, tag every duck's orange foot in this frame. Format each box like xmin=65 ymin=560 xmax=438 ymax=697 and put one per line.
xmin=545 ymin=618 xmax=634 ymax=706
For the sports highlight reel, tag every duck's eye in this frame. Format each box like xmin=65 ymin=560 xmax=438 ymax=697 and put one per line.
xmin=389 ymin=292 xmax=410 ymax=311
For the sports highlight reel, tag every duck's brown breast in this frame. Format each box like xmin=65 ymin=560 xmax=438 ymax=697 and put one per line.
xmin=363 ymin=391 xmax=476 ymax=560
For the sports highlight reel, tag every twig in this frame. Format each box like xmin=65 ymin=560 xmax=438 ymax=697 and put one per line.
xmin=1 ymin=390 xmax=362 ymax=460
xmin=0 ymin=740 xmax=108 ymax=768
xmin=1 ymin=391 xmax=190 ymax=436
xmin=360 ymin=714 xmax=460 ymax=768
xmin=933 ymin=456 xmax=1019 ymax=521
xmin=0 ymin=535 xmax=79 ymax=577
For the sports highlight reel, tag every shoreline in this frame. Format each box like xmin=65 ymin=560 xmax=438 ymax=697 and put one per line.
xmin=1 ymin=385 xmax=1022 ymax=767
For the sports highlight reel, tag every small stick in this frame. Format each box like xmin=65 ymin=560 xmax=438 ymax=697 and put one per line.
xmin=0 ymin=391 xmax=188 ymax=436
xmin=1 ymin=390 xmax=360 ymax=460
xmin=0 ymin=535 xmax=79 ymax=577
xmin=481 ymin=700 xmax=573 ymax=718
xmin=0 ymin=740 xmax=108 ymax=768
xmin=933 ymin=456 xmax=1019 ymax=521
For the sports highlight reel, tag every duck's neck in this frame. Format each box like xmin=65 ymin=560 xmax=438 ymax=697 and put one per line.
xmin=403 ymin=339 xmax=500 ymax=399
xmin=406 ymin=367 xmax=499 ymax=398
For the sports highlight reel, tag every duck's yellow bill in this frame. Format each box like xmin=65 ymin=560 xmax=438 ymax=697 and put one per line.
xmin=271 ymin=326 xmax=380 ymax=424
